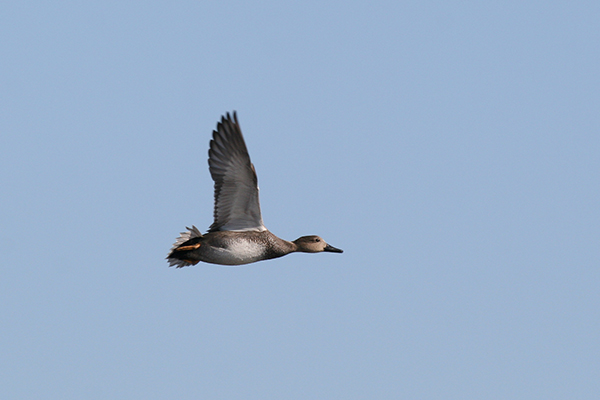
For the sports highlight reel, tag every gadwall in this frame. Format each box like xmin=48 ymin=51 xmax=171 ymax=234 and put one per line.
xmin=167 ymin=112 xmax=343 ymax=267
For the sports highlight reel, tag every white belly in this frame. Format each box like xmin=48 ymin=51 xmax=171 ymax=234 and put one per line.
xmin=205 ymin=240 xmax=266 ymax=265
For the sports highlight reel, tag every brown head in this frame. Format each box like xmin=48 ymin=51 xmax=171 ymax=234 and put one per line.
xmin=292 ymin=235 xmax=343 ymax=253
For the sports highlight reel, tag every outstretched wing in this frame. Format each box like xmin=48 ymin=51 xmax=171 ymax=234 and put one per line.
xmin=207 ymin=112 xmax=266 ymax=232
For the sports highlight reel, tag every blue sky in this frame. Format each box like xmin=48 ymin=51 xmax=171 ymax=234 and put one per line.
xmin=1 ymin=1 xmax=599 ymax=399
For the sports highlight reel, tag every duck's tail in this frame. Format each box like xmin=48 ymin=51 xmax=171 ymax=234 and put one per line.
xmin=167 ymin=225 xmax=203 ymax=268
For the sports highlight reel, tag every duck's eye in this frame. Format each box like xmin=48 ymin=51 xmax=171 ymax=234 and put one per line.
xmin=315 ymin=238 xmax=320 ymax=242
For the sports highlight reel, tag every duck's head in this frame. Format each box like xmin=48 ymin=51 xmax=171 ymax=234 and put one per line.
xmin=293 ymin=235 xmax=343 ymax=253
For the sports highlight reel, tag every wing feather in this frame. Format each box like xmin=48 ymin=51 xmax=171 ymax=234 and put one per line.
xmin=207 ymin=112 xmax=266 ymax=232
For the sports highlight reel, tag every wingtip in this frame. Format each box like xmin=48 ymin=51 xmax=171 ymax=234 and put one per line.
xmin=223 ymin=111 xmax=237 ymax=123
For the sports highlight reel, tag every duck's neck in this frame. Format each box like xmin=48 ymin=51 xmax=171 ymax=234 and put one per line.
xmin=265 ymin=234 xmax=298 ymax=259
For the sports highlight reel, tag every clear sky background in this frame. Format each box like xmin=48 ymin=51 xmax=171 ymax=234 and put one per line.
xmin=1 ymin=1 xmax=599 ymax=399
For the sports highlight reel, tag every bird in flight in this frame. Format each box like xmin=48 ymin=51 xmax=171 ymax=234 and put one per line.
xmin=167 ymin=112 xmax=343 ymax=267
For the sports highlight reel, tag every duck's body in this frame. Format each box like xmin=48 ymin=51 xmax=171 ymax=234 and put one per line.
xmin=169 ymin=227 xmax=337 ymax=266
xmin=167 ymin=112 xmax=342 ymax=267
